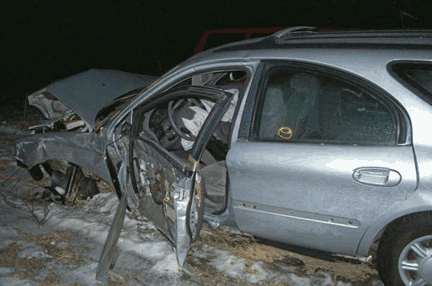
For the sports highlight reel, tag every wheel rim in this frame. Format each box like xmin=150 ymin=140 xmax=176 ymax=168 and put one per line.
xmin=398 ymin=235 xmax=432 ymax=285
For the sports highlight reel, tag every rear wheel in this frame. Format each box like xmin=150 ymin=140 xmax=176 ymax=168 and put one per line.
xmin=377 ymin=213 xmax=432 ymax=286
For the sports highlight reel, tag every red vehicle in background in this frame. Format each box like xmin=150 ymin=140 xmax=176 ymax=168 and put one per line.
xmin=194 ymin=27 xmax=331 ymax=54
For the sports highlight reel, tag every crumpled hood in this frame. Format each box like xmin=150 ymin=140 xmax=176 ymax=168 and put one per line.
xmin=30 ymin=69 xmax=157 ymax=130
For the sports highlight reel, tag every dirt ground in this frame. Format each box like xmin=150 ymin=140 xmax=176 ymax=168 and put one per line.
xmin=187 ymin=226 xmax=381 ymax=285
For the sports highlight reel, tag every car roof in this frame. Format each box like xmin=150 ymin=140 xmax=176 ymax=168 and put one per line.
xmin=184 ymin=27 xmax=432 ymax=74
xmin=180 ymin=28 xmax=432 ymax=109
xmin=210 ymin=28 xmax=432 ymax=54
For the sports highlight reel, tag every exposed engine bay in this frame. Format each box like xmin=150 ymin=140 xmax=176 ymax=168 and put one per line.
xmin=25 ymin=90 xmax=86 ymax=133
xmin=25 ymin=69 xmax=157 ymax=133
xmin=26 ymin=89 xmax=142 ymax=134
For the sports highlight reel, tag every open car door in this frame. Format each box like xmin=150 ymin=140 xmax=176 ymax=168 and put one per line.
xmin=99 ymin=86 xmax=234 ymax=276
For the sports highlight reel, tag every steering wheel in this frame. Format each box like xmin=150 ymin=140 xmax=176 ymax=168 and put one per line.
xmin=167 ymin=99 xmax=197 ymax=142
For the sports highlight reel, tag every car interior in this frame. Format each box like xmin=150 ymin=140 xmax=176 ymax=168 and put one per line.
xmin=141 ymin=70 xmax=247 ymax=213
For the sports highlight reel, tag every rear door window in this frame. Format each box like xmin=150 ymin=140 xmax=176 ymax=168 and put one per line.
xmin=252 ymin=63 xmax=399 ymax=145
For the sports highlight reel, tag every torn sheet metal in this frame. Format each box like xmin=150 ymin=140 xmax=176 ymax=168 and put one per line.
xmin=28 ymin=92 xmax=70 ymax=120
xmin=132 ymin=139 xmax=195 ymax=269
xmin=174 ymin=178 xmax=194 ymax=268
xmin=96 ymin=193 xmax=127 ymax=281
xmin=28 ymin=69 xmax=157 ymax=129
xmin=15 ymin=132 xmax=112 ymax=185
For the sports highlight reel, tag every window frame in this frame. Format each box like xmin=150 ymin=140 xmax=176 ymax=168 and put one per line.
xmin=132 ymin=66 xmax=254 ymax=150
xmin=388 ymin=60 xmax=432 ymax=106
xmin=132 ymin=85 xmax=233 ymax=161
xmin=241 ymin=60 xmax=410 ymax=146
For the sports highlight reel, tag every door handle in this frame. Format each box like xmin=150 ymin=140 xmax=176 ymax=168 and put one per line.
xmin=352 ymin=167 xmax=401 ymax=187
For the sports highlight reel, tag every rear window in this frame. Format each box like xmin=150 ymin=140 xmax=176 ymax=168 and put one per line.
xmin=390 ymin=62 xmax=432 ymax=104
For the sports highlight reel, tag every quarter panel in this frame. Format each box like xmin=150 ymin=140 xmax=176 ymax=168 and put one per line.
xmin=357 ymin=190 xmax=432 ymax=256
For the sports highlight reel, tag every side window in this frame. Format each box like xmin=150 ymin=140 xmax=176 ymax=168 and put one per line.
xmin=390 ymin=62 xmax=432 ymax=105
xmin=252 ymin=65 xmax=398 ymax=145
xmin=174 ymin=70 xmax=247 ymax=92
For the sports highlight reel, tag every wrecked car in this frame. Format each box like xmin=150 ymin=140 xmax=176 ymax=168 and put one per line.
xmin=15 ymin=27 xmax=432 ymax=286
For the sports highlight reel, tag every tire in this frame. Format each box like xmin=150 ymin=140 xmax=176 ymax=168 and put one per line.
xmin=377 ymin=212 xmax=432 ymax=286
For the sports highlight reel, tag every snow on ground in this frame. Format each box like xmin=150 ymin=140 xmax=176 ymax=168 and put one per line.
xmin=0 ymin=129 xmax=384 ymax=285
xmin=0 ymin=122 xmax=23 ymax=136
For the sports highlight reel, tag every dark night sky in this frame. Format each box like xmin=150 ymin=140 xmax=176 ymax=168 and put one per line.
xmin=1 ymin=0 xmax=432 ymax=103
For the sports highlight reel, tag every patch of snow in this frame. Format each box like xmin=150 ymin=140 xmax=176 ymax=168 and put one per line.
xmin=0 ymin=266 xmax=16 ymax=275
xmin=337 ymin=281 xmax=355 ymax=286
xmin=288 ymin=272 xmax=336 ymax=286
xmin=209 ymin=246 xmax=290 ymax=284
xmin=370 ymin=280 xmax=385 ymax=286
xmin=62 ymin=262 xmax=101 ymax=286
xmin=0 ymin=152 xmax=14 ymax=161
xmin=210 ymin=248 xmax=247 ymax=276
xmin=54 ymin=186 xmax=65 ymax=195
xmin=0 ymin=277 xmax=38 ymax=286
xmin=151 ymin=252 xmax=179 ymax=273
xmin=0 ymin=226 xmax=20 ymax=249
xmin=54 ymin=241 xmax=69 ymax=248
xmin=0 ymin=123 xmax=22 ymax=135
xmin=17 ymin=242 xmax=52 ymax=259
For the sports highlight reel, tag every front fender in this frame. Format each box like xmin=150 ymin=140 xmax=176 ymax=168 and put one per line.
xmin=15 ymin=132 xmax=112 ymax=185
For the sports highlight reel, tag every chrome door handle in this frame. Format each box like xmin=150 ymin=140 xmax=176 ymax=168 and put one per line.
xmin=352 ymin=167 xmax=401 ymax=187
